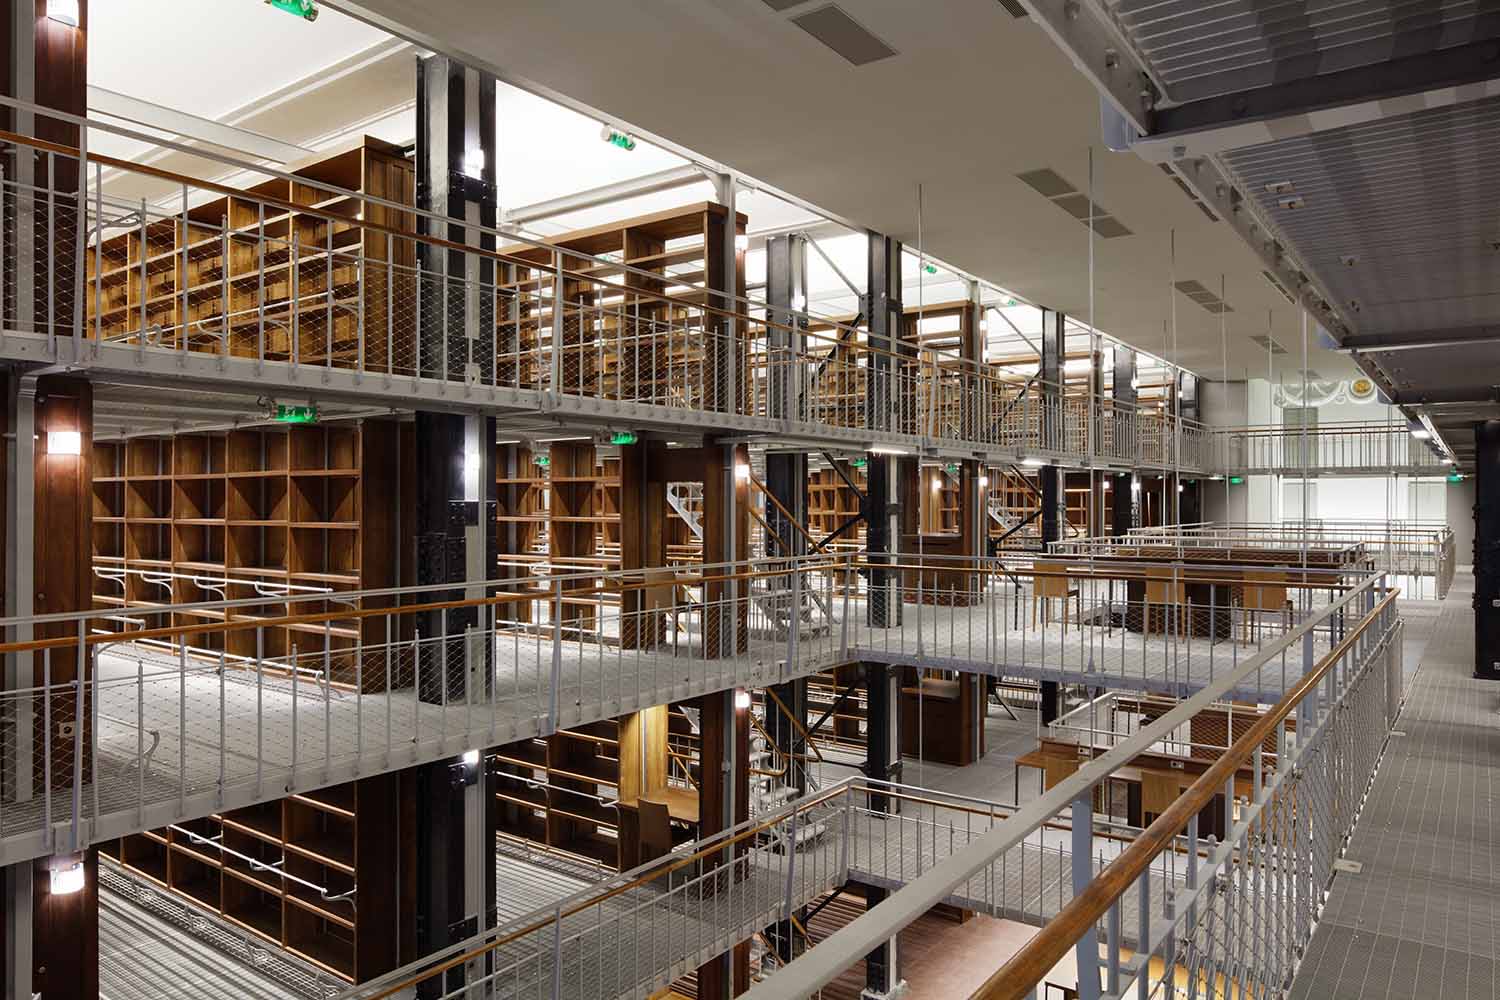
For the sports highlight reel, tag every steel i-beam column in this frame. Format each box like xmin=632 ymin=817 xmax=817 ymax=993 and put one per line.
xmin=1111 ymin=345 xmax=1138 ymax=535
xmin=410 ymin=54 xmax=499 ymax=985
xmin=1039 ymin=309 xmax=1066 ymax=724
xmin=863 ymin=661 xmax=903 ymax=997
xmin=1474 ymin=420 xmax=1500 ymax=679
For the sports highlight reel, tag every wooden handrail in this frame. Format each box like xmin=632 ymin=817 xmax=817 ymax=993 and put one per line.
xmin=357 ymin=781 xmax=853 ymax=1000
xmin=968 ymin=586 xmax=1399 ymax=1000
xmin=0 ymin=560 xmax=834 ymax=658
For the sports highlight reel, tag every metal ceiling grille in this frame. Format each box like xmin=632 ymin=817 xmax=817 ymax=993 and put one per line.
xmin=1175 ymin=279 xmax=1233 ymax=314
xmin=1015 ymin=168 xmax=1134 ymax=238
xmin=1109 ymin=0 xmax=1496 ymax=102
xmin=791 ymin=5 xmax=898 ymax=66
xmin=1251 ymin=334 xmax=1289 ymax=355
xmin=1222 ymin=96 xmax=1500 ymax=337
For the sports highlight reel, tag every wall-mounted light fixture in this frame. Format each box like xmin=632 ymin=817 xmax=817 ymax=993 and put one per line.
xmin=463 ymin=148 xmax=486 ymax=179
xmin=48 ymin=854 xmax=85 ymax=895
xmin=47 ymin=430 xmax=81 ymax=456
xmin=734 ymin=689 xmax=751 ymax=710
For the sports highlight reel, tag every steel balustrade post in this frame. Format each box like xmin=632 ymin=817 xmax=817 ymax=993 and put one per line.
xmin=291 ymin=642 xmax=300 ymax=789
xmin=136 ymin=656 xmax=144 ymax=828
xmin=323 ymin=622 xmax=332 ymax=782
xmin=91 ymin=647 xmax=101 ymax=834
xmin=551 ymin=250 xmax=564 ymax=394
xmin=1072 ymin=792 xmax=1102 ymax=1000
xmin=178 ymin=640 xmax=187 ymax=812
xmin=218 ymin=649 xmax=226 ymax=807
xmin=256 ymin=627 xmax=264 ymax=797
xmin=549 ymin=579 xmax=563 ymax=733
xmin=413 ymin=629 xmax=421 ymax=755
xmin=179 ymin=183 xmax=189 ymax=357
xmin=1136 ymin=870 xmax=1151 ymax=1000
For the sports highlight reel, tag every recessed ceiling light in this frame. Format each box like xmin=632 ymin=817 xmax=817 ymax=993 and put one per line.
xmin=1264 ymin=180 xmax=1294 ymax=194
xmin=1277 ymin=196 xmax=1305 ymax=211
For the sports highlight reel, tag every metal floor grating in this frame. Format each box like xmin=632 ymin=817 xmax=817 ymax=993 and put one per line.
xmin=1291 ymin=572 xmax=1500 ymax=998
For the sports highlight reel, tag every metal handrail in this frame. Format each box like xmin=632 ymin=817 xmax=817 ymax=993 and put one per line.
xmin=739 ymin=570 xmax=1390 ymax=1000
xmin=970 ymin=585 xmax=1400 ymax=1000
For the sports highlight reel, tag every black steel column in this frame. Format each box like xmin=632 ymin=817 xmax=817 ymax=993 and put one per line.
xmin=1039 ymin=309 xmax=1066 ymax=546
xmin=867 ymin=232 xmax=905 ymax=629
xmin=863 ymin=661 xmax=901 ymax=995
xmin=410 ymin=54 xmax=499 ymax=984
xmin=864 ymin=231 xmax=905 ymax=1000
xmin=1474 ymin=420 xmax=1500 ymax=680
xmin=1112 ymin=346 xmax=1137 ymax=535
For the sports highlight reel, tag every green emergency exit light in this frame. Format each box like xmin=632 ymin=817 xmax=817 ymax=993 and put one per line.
xmin=265 ymin=0 xmax=318 ymax=21
xmin=273 ymin=404 xmax=318 ymax=424
xmin=919 ymin=262 xmax=938 ymax=275
xmin=1228 ymin=475 xmax=1244 ymax=485
xmin=1448 ymin=472 xmax=1464 ymax=483
xmin=600 ymin=127 xmax=636 ymax=151
xmin=534 ymin=455 xmax=551 ymax=468
xmin=610 ymin=430 xmax=639 ymax=446
xmin=851 ymin=458 xmax=868 ymax=469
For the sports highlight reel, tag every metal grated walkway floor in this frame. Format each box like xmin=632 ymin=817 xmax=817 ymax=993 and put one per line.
xmin=1291 ymin=572 xmax=1500 ymax=999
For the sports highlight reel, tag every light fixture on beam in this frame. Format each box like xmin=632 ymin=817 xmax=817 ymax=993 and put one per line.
xmin=46 ymin=0 xmax=79 ymax=26
xmin=1020 ymin=457 xmax=1045 ymax=467
xmin=734 ymin=689 xmax=751 ymax=710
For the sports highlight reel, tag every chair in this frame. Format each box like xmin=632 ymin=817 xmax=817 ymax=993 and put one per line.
xmin=637 ymin=797 xmax=674 ymax=866
xmin=1143 ymin=566 xmax=1187 ymax=638
xmin=1240 ymin=570 xmax=1292 ymax=642
xmin=1031 ymin=560 xmax=1082 ymax=630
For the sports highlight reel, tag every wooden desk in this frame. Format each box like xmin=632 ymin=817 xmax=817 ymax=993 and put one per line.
xmin=619 ymin=786 xmax=699 ymax=825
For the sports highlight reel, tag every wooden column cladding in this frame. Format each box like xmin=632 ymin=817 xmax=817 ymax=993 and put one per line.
xmin=701 ymin=443 xmax=750 ymax=658
xmin=697 ymin=691 xmax=750 ymax=998
xmin=619 ymin=439 xmax=667 ymax=648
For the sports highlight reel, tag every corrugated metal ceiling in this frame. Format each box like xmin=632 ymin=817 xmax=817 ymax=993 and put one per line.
xmin=1221 ymin=96 xmax=1500 ymax=338
xmin=1109 ymin=0 xmax=1500 ymax=102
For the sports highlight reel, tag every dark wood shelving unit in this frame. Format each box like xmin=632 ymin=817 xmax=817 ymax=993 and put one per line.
xmin=98 ymin=775 xmax=398 ymax=983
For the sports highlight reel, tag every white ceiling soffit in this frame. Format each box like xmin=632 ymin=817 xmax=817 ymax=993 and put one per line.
xmin=90 ymin=35 xmax=415 ymax=206
xmin=324 ymin=0 xmax=1351 ymax=381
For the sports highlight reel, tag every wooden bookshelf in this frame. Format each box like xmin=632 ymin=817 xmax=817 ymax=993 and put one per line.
xmin=492 ymin=705 xmax=689 ymax=870
xmin=98 ymin=775 xmax=399 ymax=983
xmin=85 ymin=137 xmax=415 ymax=374
xmin=91 ymin=420 xmax=398 ymax=689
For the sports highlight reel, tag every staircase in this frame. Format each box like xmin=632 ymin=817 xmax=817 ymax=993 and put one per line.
xmin=667 ymin=482 xmax=704 ymax=540
xmin=750 ymin=727 xmax=828 ymax=852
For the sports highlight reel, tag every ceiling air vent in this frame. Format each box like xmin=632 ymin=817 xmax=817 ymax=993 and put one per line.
xmin=1016 ymin=168 xmax=1133 ymax=238
xmin=792 ymin=5 xmax=898 ymax=66
xmin=1175 ymin=279 xmax=1233 ymax=315
xmin=1158 ymin=163 xmax=1220 ymax=223
xmin=996 ymin=0 xmax=1028 ymax=16
xmin=1250 ymin=334 xmax=1288 ymax=356
xmin=762 ymin=0 xmax=810 ymax=9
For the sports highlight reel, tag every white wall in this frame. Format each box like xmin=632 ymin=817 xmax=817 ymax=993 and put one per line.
xmin=1447 ymin=477 xmax=1476 ymax=569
